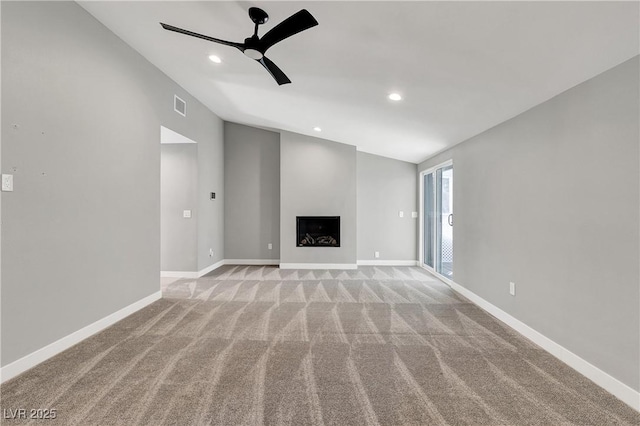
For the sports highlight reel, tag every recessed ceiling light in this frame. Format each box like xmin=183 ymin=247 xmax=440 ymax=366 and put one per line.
xmin=313 ymin=127 xmax=322 ymax=132
xmin=388 ymin=93 xmax=402 ymax=101
xmin=209 ymin=55 xmax=222 ymax=64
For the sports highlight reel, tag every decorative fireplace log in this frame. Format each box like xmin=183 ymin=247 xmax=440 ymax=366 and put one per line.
xmin=317 ymin=236 xmax=337 ymax=245
xmin=300 ymin=233 xmax=316 ymax=245
xmin=300 ymin=235 xmax=337 ymax=246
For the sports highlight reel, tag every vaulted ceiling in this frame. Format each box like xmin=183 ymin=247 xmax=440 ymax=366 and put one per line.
xmin=79 ymin=1 xmax=639 ymax=163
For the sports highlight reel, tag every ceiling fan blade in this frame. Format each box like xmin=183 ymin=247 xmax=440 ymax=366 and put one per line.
xmin=258 ymin=9 xmax=318 ymax=52
xmin=258 ymin=56 xmax=291 ymax=85
xmin=160 ymin=23 xmax=244 ymax=50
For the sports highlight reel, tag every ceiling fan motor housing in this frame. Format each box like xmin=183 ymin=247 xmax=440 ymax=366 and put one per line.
xmin=243 ymin=34 xmax=264 ymax=59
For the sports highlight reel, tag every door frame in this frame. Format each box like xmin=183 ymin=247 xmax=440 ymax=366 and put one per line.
xmin=418 ymin=159 xmax=453 ymax=278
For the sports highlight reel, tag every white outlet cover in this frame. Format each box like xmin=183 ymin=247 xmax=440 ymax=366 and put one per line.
xmin=374 ymin=251 xmax=380 ymax=258
xmin=183 ymin=210 xmax=192 ymax=218
xmin=398 ymin=211 xmax=404 ymax=218
xmin=2 ymin=174 xmax=14 ymax=192
xmin=411 ymin=212 xmax=418 ymax=218
xmin=268 ymin=243 xmax=273 ymax=250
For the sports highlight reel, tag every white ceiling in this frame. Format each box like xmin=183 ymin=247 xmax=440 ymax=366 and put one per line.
xmin=79 ymin=1 xmax=639 ymax=164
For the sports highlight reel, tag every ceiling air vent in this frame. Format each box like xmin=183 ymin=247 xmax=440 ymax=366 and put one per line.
xmin=174 ymin=95 xmax=186 ymax=117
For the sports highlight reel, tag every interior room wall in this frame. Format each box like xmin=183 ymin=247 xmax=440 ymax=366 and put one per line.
xmin=357 ymin=152 xmax=418 ymax=262
xmin=417 ymin=56 xmax=640 ymax=392
xmin=1 ymin=1 xmax=222 ymax=366
xmin=161 ymin=144 xmax=198 ymax=272
xmin=224 ymin=122 xmax=280 ymax=261
xmin=280 ymin=131 xmax=357 ymax=267
xmin=195 ymin=115 xmax=224 ymax=272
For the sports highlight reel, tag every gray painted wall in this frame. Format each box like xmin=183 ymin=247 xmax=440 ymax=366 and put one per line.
xmin=280 ymin=131 xmax=357 ymax=265
xmin=224 ymin=122 xmax=280 ymax=261
xmin=418 ymin=56 xmax=640 ymax=391
xmin=161 ymin=122 xmax=224 ymax=273
xmin=161 ymin=144 xmax=198 ymax=271
xmin=357 ymin=152 xmax=418 ymax=261
xmin=195 ymin=119 xmax=224 ymax=272
xmin=1 ymin=1 xmax=222 ymax=366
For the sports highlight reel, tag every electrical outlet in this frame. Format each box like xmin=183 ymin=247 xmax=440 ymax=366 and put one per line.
xmin=374 ymin=251 xmax=380 ymax=258
xmin=209 ymin=248 xmax=214 ymax=257
xmin=411 ymin=212 xmax=418 ymax=218
xmin=268 ymin=243 xmax=273 ymax=250
xmin=398 ymin=211 xmax=404 ymax=218
xmin=183 ymin=210 xmax=192 ymax=218
xmin=509 ymin=282 xmax=516 ymax=296
xmin=2 ymin=174 xmax=14 ymax=192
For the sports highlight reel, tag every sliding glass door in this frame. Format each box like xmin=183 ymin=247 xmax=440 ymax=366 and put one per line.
xmin=421 ymin=162 xmax=453 ymax=279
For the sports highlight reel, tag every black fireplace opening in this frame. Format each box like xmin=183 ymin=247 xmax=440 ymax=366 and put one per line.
xmin=297 ymin=216 xmax=340 ymax=247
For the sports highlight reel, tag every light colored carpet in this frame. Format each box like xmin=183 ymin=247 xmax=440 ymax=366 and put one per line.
xmin=1 ymin=265 xmax=638 ymax=425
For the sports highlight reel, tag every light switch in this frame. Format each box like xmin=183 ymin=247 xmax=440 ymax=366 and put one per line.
xmin=183 ymin=210 xmax=192 ymax=218
xmin=411 ymin=212 xmax=418 ymax=218
xmin=398 ymin=211 xmax=404 ymax=218
xmin=1 ymin=174 xmax=13 ymax=192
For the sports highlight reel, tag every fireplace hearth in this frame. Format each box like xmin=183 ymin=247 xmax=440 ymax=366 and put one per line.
xmin=296 ymin=216 xmax=340 ymax=247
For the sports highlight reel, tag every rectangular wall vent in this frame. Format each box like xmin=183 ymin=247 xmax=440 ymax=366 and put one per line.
xmin=174 ymin=95 xmax=186 ymax=117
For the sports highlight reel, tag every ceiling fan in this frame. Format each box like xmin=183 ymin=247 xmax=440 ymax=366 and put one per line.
xmin=160 ymin=7 xmax=318 ymax=85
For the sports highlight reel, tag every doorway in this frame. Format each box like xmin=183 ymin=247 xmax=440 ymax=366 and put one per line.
xmin=420 ymin=161 xmax=453 ymax=279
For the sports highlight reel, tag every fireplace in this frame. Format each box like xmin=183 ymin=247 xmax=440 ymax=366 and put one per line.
xmin=296 ymin=216 xmax=340 ymax=247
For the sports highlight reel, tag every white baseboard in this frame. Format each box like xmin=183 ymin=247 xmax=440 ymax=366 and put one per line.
xmin=426 ymin=269 xmax=640 ymax=411
xmin=357 ymin=260 xmax=419 ymax=266
xmin=165 ymin=259 xmax=422 ymax=277
xmin=0 ymin=291 xmax=162 ymax=384
xmin=198 ymin=259 xmax=226 ymax=277
xmin=225 ymin=259 xmax=280 ymax=266
xmin=161 ymin=271 xmax=198 ymax=279
xmin=279 ymin=263 xmax=358 ymax=270
xmin=163 ymin=259 xmax=278 ymax=279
